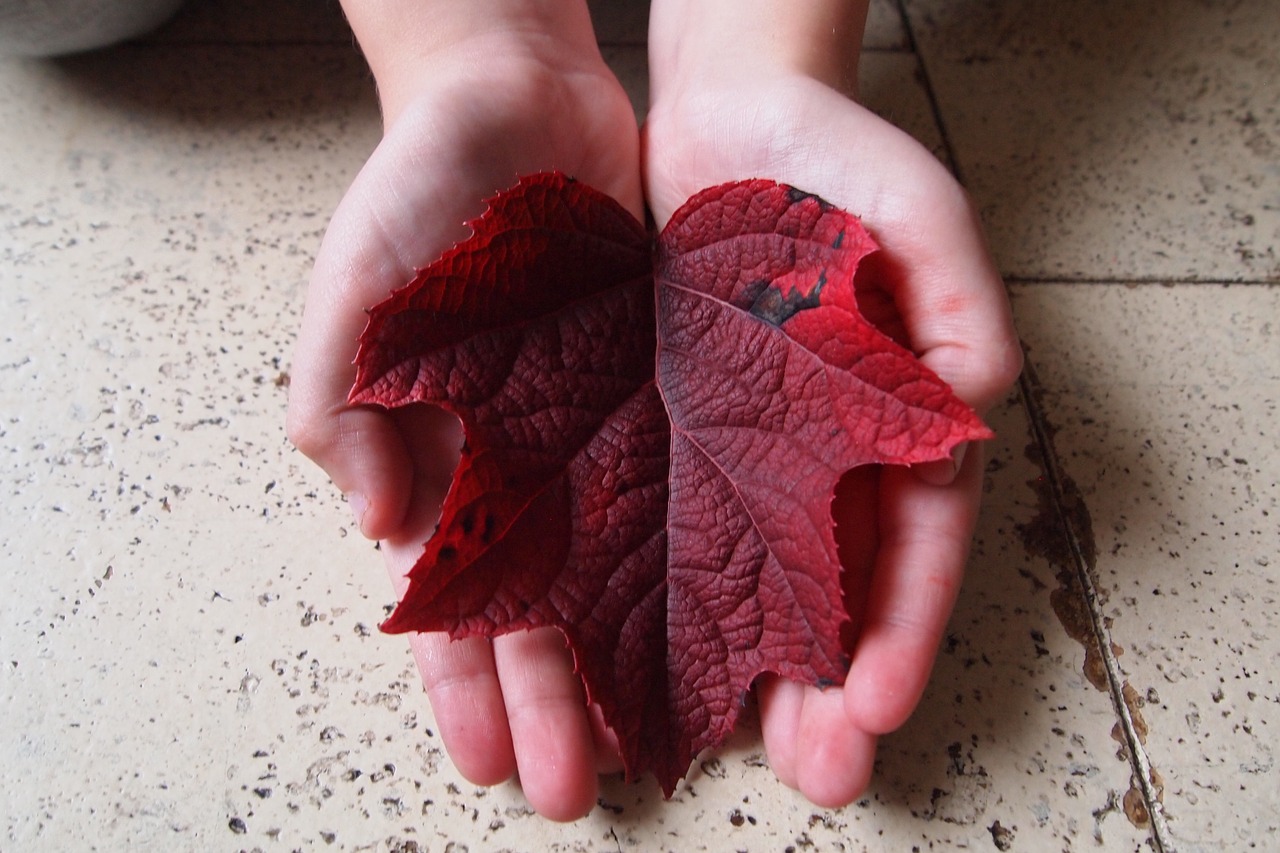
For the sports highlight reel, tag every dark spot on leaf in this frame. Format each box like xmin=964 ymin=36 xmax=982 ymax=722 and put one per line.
xmin=785 ymin=186 xmax=830 ymax=210
xmin=438 ymin=545 xmax=457 ymax=561
xmin=749 ymin=272 xmax=826 ymax=326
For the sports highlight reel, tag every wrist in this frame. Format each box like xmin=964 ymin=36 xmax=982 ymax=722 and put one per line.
xmin=340 ymin=0 xmax=601 ymax=126
xmin=648 ymin=0 xmax=868 ymax=98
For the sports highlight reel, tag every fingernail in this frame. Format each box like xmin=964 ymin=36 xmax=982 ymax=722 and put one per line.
xmin=348 ymin=492 xmax=369 ymax=534
xmin=950 ymin=442 xmax=968 ymax=476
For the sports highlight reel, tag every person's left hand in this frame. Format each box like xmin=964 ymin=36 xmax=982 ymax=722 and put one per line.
xmin=642 ymin=64 xmax=1023 ymax=807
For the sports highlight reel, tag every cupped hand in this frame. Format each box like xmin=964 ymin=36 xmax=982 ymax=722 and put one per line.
xmin=287 ymin=33 xmax=641 ymax=821
xmin=643 ymin=72 xmax=1023 ymax=807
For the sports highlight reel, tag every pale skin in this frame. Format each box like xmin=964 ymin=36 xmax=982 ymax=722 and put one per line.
xmin=287 ymin=0 xmax=1023 ymax=822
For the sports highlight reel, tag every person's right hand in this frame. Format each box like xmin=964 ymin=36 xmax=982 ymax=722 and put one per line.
xmin=286 ymin=3 xmax=641 ymax=821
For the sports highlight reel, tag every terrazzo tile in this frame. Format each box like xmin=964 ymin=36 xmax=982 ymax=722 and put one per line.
xmin=0 ymin=29 xmax=1148 ymax=851
xmin=1012 ymin=283 xmax=1280 ymax=850
xmin=0 ymin=45 xmax=380 ymax=847
xmin=905 ymin=0 xmax=1280 ymax=282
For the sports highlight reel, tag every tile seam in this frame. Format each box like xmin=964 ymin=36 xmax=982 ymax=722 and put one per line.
xmin=892 ymin=0 xmax=962 ymax=178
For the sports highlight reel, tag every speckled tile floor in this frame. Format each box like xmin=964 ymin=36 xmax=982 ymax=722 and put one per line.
xmin=1 ymin=1 xmax=1276 ymax=850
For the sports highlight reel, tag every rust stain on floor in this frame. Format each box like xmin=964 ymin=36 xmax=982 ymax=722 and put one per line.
xmin=1017 ymin=438 xmax=1108 ymax=693
xmin=1015 ymin=363 xmax=1166 ymax=839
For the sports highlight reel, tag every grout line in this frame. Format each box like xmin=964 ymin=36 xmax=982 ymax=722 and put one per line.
xmin=1019 ymin=357 xmax=1172 ymax=852
xmin=893 ymin=0 xmax=965 ymax=180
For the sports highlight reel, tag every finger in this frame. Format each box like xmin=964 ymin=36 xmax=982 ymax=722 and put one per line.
xmin=793 ymin=685 xmax=877 ymax=808
xmin=493 ymin=627 xmax=599 ymax=821
xmin=843 ymin=446 xmax=985 ymax=734
xmin=859 ymin=148 xmax=1024 ymax=418
xmin=760 ymin=469 xmax=878 ymax=798
xmin=911 ymin=442 xmax=970 ymax=488
xmin=385 ymin=405 xmax=463 ymax=546
xmin=287 ymin=125 xmax=481 ymax=539
xmin=411 ymin=632 xmax=517 ymax=786
xmin=758 ymin=675 xmax=803 ymax=789
xmin=760 ymin=676 xmax=877 ymax=808
xmin=286 ymin=181 xmax=431 ymax=539
xmin=770 ymin=98 xmax=1023 ymax=420
xmin=287 ymin=290 xmax=415 ymax=539
xmin=833 ymin=465 xmax=881 ymax=651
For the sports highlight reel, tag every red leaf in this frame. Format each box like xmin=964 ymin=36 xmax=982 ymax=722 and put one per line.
xmin=349 ymin=172 xmax=992 ymax=796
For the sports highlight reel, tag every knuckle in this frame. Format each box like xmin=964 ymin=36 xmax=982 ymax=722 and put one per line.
xmin=285 ymin=407 xmax=328 ymax=460
xmin=987 ymin=337 xmax=1026 ymax=400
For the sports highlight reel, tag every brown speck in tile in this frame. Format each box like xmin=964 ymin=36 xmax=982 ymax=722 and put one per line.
xmin=987 ymin=819 xmax=1015 ymax=850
